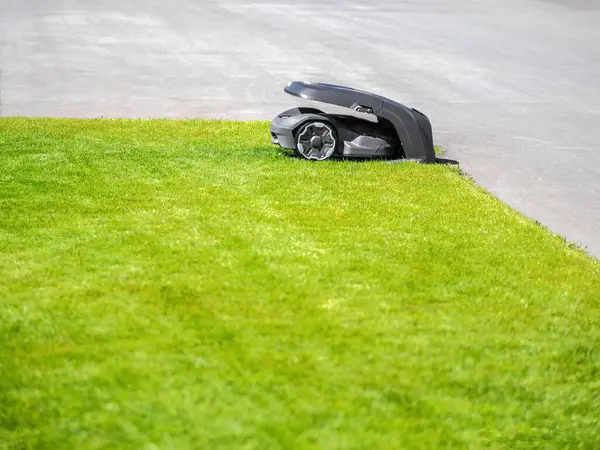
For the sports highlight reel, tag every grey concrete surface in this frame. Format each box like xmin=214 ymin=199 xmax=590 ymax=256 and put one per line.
xmin=1 ymin=0 xmax=599 ymax=257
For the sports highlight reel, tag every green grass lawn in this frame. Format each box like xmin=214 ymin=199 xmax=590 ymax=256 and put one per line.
xmin=1 ymin=118 xmax=599 ymax=450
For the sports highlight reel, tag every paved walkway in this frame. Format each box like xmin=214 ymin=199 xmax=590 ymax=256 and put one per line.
xmin=2 ymin=0 xmax=599 ymax=257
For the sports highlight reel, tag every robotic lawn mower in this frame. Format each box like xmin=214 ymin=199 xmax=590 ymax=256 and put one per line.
xmin=270 ymin=81 xmax=435 ymax=163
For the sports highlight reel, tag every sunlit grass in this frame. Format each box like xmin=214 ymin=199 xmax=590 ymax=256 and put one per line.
xmin=1 ymin=118 xmax=599 ymax=449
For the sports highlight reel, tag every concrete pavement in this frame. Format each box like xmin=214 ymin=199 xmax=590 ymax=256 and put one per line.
xmin=1 ymin=0 xmax=599 ymax=257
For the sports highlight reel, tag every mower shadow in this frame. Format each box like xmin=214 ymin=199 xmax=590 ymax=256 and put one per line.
xmin=434 ymin=157 xmax=459 ymax=165
xmin=276 ymin=148 xmax=459 ymax=166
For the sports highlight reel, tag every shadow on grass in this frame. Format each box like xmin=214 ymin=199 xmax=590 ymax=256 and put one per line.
xmin=275 ymin=147 xmax=459 ymax=166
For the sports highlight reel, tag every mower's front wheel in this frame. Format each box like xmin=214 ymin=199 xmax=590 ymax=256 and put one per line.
xmin=295 ymin=121 xmax=337 ymax=161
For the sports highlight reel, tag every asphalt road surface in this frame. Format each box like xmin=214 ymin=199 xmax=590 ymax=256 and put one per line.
xmin=2 ymin=0 xmax=599 ymax=257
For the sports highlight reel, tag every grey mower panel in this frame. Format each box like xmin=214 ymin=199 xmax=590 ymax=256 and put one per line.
xmin=284 ymin=82 xmax=435 ymax=162
xmin=270 ymin=107 xmax=328 ymax=149
xmin=343 ymin=135 xmax=394 ymax=158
